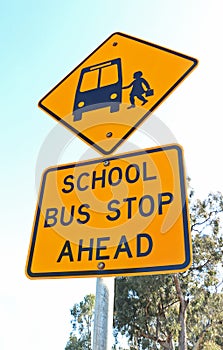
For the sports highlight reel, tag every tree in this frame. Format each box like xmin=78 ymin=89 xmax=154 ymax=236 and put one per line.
xmin=114 ymin=188 xmax=223 ymax=349
xmin=65 ymin=335 xmax=83 ymax=350
xmin=65 ymin=294 xmax=95 ymax=350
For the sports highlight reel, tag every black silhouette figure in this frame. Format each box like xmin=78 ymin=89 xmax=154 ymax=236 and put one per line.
xmin=123 ymin=71 xmax=151 ymax=109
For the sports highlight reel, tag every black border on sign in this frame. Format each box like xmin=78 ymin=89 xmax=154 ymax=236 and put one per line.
xmin=26 ymin=144 xmax=191 ymax=279
xmin=38 ymin=32 xmax=198 ymax=155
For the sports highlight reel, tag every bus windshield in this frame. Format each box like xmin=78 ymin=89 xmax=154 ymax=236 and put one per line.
xmin=80 ymin=62 xmax=119 ymax=92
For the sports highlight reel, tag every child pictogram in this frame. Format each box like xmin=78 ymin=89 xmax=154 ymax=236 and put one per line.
xmin=122 ymin=71 xmax=153 ymax=109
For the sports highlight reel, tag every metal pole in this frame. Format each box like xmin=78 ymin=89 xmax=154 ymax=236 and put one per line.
xmin=93 ymin=277 xmax=115 ymax=350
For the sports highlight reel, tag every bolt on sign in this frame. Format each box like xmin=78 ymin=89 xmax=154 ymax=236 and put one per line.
xmin=38 ymin=32 xmax=198 ymax=155
xmin=26 ymin=144 xmax=192 ymax=279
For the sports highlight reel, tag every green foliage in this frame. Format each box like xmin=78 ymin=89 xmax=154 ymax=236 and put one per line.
xmin=65 ymin=335 xmax=83 ymax=350
xmin=203 ymin=341 xmax=221 ymax=350
xmin=65 ymin=294 xmax=95 ymax=350
xmin=114 ymin=275 xmax=179 ymax=349
xmin=114 ymin=187 xmax=223 ymax=349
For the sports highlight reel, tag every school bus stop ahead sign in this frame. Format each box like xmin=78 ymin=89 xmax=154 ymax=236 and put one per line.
xmin=26 ymin=144 xmax=192 ymax=279
xmin=39 ymin=32 xmax=198 ymax=155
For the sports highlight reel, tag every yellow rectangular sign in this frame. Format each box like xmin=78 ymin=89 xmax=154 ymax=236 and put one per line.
xmin=26 ymin=144 xmax=192 ymax=278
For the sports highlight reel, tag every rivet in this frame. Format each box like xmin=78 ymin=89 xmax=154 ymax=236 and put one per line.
xmin=97 ymin=262 xmax=105 ymax=270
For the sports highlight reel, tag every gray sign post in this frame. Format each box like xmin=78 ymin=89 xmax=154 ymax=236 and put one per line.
xmin=93 ymin=277 xmax=115 ymax=349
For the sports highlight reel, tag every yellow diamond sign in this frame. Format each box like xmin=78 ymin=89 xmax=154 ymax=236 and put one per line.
xmin=39 ymin=32 xmax=198 ymax=155
xmin=26 ymin=144 xmax=192 ymax=279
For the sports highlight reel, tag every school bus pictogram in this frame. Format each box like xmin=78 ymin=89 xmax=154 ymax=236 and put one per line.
xmin=73 ymin=58 xmax=122 ymax=121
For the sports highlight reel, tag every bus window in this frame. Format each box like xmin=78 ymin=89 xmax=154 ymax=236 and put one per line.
xmin=100 ymin=64 xmax=119 ymax=87
xmin=80 ymin=69 xmax=99 ymax=92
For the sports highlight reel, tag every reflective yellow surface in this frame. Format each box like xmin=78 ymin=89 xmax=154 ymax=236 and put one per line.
xmin=39 ymin=32 xmax=198 ymax=155
xmin=26 ymin=145 xmax=192 ymax=279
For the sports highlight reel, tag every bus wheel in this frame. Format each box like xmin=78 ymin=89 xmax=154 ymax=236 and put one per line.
xmin=73 ymin=111 xmax=82 ymax=121
xmin=110 ymin=103 xmax=120 ymax=113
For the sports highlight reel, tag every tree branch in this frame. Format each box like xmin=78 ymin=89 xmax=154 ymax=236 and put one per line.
xmin=191 ymin=209 xmax=221 ymax=232
xmin=173 ymin=275 xmax=188 ymax=350
xmin=173 ymin=275 xmax=186 ymax=307
xmin=190 ymin=257 xmax=212 ymax=271
xmin=133 ymin=324 xmax=173 ymax=350
xmin=163 ymin=299 xmax=180 ymax=310
xmin=192 ymin=322 xmax=212 ymax=350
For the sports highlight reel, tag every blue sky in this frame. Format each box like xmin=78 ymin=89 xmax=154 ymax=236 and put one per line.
xmin=1 ymin=1 xmax=223 ymax=349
